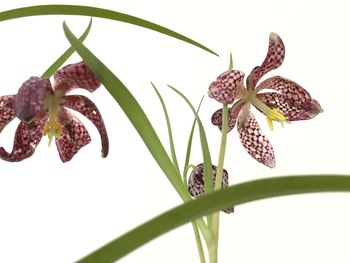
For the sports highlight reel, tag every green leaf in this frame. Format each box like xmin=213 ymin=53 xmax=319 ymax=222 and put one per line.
xmin=41 ymin=17 xmax=92 ymax=78
xmin=167 ymin=86 xmax=213 ymax=194
xmin=77 ymin=175 xmax=350 ymax=262
xmin=151 ymin=83 xmax=180 ymax=175
xmin=0 ymin=5 xmax=218 ymax=56
xmin=62 ymin=21 xmax=188 ymax=200
xmin=63 ymin=21 xmax=214 ymax=251
xmin=183 ymin=97 xmax=204 ymax=176
xmin=167 ymin=85 xmax=214 ymax=227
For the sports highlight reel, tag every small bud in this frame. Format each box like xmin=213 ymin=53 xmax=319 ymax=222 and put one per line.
xmin=188 ymin=163 xmax=234 ymax=214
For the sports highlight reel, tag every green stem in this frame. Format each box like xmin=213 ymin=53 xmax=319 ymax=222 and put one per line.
xmin=210 ymin=104 xmax=229 ymax=263
xmin=192 ymin=222 xmax=206 ymax=263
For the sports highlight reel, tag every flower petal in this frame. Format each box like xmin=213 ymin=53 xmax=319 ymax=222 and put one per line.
xmin=211 ymin=101 xmax=244 ymax=132
xmin=246 ymin=33 xmax=285 ymax=89
xmin=63 ymin=95 xmax=109 ymax=157
xmin=0 ymin=95 xmax=16 ymax=132
xmin=256 ymin=92 xmax=322 ymax=121
xmin=237 ymin=111 xmax=275 ymax=168
xmin=55 ymin=109 xmax=91 ymax=162
xmin=0 ymin=113 xmax=47 ymax=162
xmin=255 ymin=76 xmax=322 ymax=120
xmin=188 ymin=163 xmax=234 ymax=214
xmin=14 ymin=77 xmax=52 ymax=123
xmin=54 ymin=61 xmax=101 ymax=94
xmin=208 ymin=70 xmax=245 ymax=104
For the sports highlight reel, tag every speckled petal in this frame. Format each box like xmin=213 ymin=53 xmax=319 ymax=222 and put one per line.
xmin=256 ymin=92 xmax=322 ymax=121
xmin=188 ymin=163 xmax=234 ymax=214
xmin=237 ymin=111 xmax=275 ymax=168
xmin=55 ymin=109 xmax=91 ymax=162
xmin=14 ymin=77 xmax=52 ymax=123
xmin=211 ymin=102 xmax=244 ymax=132
xmin=208 ymin=70 xmax=245 ymax=104
xmin=246 ymin=33 xmax=285 ymax=89
xmin=54 ymin=61 xmax=100 ymax=95
xmin=0 ymin=113 xmax=47 ymax=162
xmin=63 ymin=95 xmax=109 ymax=157
xmin=0 ymin=95 xmax=16 ymax=132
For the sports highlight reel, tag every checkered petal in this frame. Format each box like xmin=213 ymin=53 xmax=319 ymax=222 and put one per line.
xmin=256 ymin=92 xmax=322 ymax=121
xmin=237 ymin=111 xmax=275 ymax=168
xmin=208 ymin=70 xmax=245 ymax=104
xmin=54 ymin=61 xmax=100 ymax=95
xmin=246 ymin=33 xmax=285 ymax=89
xmin=0 ymin=95 xmax=16 ymax=132
xmin=63 ymin=95 xmax=109 ymax=157
xmin=0 ymin=113 xmax=47 ymax=162
xmin=14 ymin=77 xmax=52 ymax=123
xmin=211 ymin=102 xmax=244 ymax=132
xmin=55 ymin=109 xmax=91 ymax=162
xmin=255 ymin=76 xmax=322 ymax=120
xmin=188 ymin=163 xmax=234 ymax=214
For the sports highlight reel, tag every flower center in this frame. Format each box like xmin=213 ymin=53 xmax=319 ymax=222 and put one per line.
xmin=245 ymin=90 xmax=287 ymax=130
xmin=43 ymin=91 xmax=63 ymax=146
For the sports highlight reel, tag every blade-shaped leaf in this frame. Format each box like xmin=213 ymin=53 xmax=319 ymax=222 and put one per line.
xmin=183 ymin=97 xmax=204 ymax=176
xmin=63 ymin=21 xmax=214 ymax=248
xmin=62 ymin=21 xmax=187 ymax=200
xmin=168 ymin=85 xmax=213 ymax=195
xmin=77 ymin=175 xmax=350 ymax=262
xmin=0 ymin=5 xmax=218 ymax=56
xmin=41 ymin=18 xmax=92 ymax=78
xmin=151 ymin=83 xmax=180 ymax=174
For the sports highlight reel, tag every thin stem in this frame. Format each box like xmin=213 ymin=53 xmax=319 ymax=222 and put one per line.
xmin=210 ymin=104 xmax=229 ymax=263
xmin=191 ymin=222 xmax=206 ymax=263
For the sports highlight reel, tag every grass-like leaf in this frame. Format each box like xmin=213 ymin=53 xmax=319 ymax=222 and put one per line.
xmin=0 ymin=5 xmax=218 ymax=56
xmin=77 ymin=175 xmax=350 ymax=262
xmin=183 ymin=97 xmax=204 ymax=176
xmin=62 ymin=21 xmax=188 ymax=200
xmin=168 ymin=86 xmax=213 ymax=194
xmin=151 ymin=83 xmax=180 ymax=174
xmin=167 ymin=85 xmax=214 ymax=227
xmin=41 ymin=18 xmax=92 ymax=78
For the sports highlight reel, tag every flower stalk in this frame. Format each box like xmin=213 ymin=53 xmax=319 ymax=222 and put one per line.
xmin=210 ymin=104 xmax=229 ymax=263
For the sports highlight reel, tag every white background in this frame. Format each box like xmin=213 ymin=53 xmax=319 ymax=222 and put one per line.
xmin=0 ymin=0 xmax=350 ymax=262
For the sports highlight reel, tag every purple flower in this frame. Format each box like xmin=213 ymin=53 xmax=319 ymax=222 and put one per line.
xmin=209 ymin=33 xmax=322 ymax=168
xmin=0 ymin=61 xmax=109 ymax=162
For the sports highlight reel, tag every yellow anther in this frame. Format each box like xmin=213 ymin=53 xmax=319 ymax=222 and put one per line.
xmin=266 ymin=108 xmax=287 ymax=131
xmin=43 ymin=120 xmax=63 ymax=146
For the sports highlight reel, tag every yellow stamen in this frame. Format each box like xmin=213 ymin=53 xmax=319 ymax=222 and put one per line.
xmin=266 ymin=108 xmax=286 ymax=131
xmin=43 ymin=120 xmax=63 ymax=146
xmin=43 ymin=92 xmax=63 ymax=146
xmin=247 ymin=93 xmax=288 ymax=131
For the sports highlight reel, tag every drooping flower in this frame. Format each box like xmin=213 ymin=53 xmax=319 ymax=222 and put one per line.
xmin=0 ymin=61 xmax=109 ymax=162
xmin=208 ymin=33 xmax=322 ymax=168
xmin=188 ymin=163 xmax=234 ymax=214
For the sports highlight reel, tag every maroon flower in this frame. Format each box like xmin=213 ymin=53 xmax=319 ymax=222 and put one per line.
xmin=209 ymin=33 xmax=322 ymax=168
xmin=0 ymin=61 xmax=109 ymax=162
xmin=188 ymin=163 xmax=234 ymax=214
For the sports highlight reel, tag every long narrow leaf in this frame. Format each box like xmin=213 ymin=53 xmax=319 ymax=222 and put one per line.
xmin=151 ymin=83 xmax=180 ymax=174
xmin=62 ymin=22 xmax=188 ymax=200
xmin=183 ymin=97 xmax=204 ymax=175
xmin=167 ymin=85 xmax=214 ymax=227
xmin=63 ymin=21 xmax=214 ymax=247
xmin=77 ymin=175 xmax=350 ymax=262
xmin=168 ymin=86 xmax=213 ymax=194
xmin=41 ymin=17 xmax=92 ymax=78
xmin=0 ymin=5 xmax=218 ymax=56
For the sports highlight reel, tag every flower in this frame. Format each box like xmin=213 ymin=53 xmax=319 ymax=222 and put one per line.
xmin=0 ymin=61 xmax=109 ymax=162
xmin=208 ymin=33 xmax=322 ymax=168
xmin=188 ymin=163 xmax=234 ymax=214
